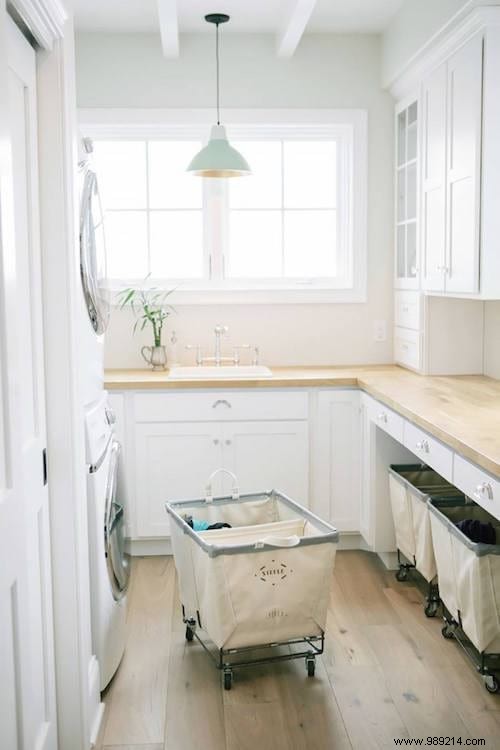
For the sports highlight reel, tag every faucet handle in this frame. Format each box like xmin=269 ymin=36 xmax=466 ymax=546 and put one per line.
xmin=185 ymin=344 xmax=202 ymax=365
xmin=232 ymin=344 xmax=251 ymax=365
xmin=214 ymin=324 xmax=228 ymax=335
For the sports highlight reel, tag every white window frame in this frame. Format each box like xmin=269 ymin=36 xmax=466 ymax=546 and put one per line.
xmin=79 ymin=108 xmax=368 ymax=304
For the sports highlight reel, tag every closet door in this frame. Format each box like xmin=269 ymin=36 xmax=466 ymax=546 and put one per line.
xmin=0 ymin=18 xmax=57 ymax=750
xmin=422 ymin=63 xmax=447 ymax=292
xmin=445 ymin=34 xmax=483 ymax=294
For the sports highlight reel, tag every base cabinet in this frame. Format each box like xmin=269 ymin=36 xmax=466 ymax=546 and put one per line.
xmin=314 ymin=391 xmax=361 ymax=532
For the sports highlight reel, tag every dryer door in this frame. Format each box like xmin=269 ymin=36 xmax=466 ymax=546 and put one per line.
xmin=80 ymin=168 xmax=109 ymax=334
xmin=104 ymin=440 xmax=130 ymax=600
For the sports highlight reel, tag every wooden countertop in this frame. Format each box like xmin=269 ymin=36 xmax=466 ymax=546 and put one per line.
xmin=105 ymin=366 xmax=500 ymax=478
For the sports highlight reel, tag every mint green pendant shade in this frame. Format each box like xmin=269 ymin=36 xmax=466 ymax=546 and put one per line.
xmin=187 ymin=125 xmax=251 ymax=178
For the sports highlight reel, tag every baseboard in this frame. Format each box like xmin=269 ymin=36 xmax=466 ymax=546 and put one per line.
xmin=336 ymin=532 xmax=371 ymax=551
xmin=377 ymin=551 xmax=399 ymax=570
xmin=126 ymin=538 xmax=172 ymax=556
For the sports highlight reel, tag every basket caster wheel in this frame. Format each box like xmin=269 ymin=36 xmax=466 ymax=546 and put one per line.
xmin=223 ymin=669 xmax=233 ymax=691
xmin=484 ymin=675 xmax=499 ymax=694
xmin=306 ymin=656 xmax=316 ymax=678
xmin=424 ymin=601 xmax=439 ymax=618
xmin=185 ymin=625 xmax=194 ymax=642
xmin=441 ymin=624 xmax=455 ymax=640
xmin=395 ymin=567 xmax=409 ymax=582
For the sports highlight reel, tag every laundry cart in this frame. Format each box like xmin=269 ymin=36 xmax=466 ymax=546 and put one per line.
xmin=166 ymin=470 xmax=339 ymax=690
xmin=388 ymin=464 xmax=467 ymax=616
xmin=429 ymin=498 xmax=500 ymax=693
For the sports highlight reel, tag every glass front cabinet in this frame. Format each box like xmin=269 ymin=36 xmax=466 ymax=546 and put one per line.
xmin=395 ymin=96 xmax=419 ymax=289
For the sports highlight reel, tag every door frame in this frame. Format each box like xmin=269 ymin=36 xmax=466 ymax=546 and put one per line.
xmin=0 ymin=1 xmax=102 ymax=748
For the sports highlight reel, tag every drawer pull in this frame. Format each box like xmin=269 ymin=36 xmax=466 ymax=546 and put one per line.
xmin=473 ymin=482 xmax=494 ymax=502
xmin=225 ymin=439 xmax=232 ymax=446
xmin=212 ymin=399 xmax=232 ymax=409
xmin=377 ymin=413 xmax=388 ymax=423
xmin=213 ymin=439 xmax=219 ymax=445
xmin=416 ymin=439 xmax=430 ymax=454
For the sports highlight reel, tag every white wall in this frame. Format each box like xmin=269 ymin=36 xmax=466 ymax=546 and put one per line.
xmin=75 ymin=32 xmax=394 ymax=369
xmin=484 ymin=303 xmax=500 ymax=379
xmin=382 ymin=0 xmax=475 ymax=86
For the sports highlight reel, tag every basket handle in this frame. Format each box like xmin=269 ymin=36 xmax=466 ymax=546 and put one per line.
xmin=254 ymin=535 xmax=301 ymax=549
xmin=205 ymin=468 xmax=239 ymax=504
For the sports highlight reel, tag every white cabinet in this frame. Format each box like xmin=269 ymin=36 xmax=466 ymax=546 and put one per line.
xmin=135 ymin=422 xmax=220 ymax=537
xmin=395 ymin=97 xmax=420 ymax=289
xmin=223 ymin=421 xmax=308 ymax=502
xmin=422 ymin=35 xmax=483 ymax=295
xmin=132 ymin=391 xmax=309 ymax=538
xmin=422 ymin=63 xmax=447 ymax=292
xmin=314 ymin=391 xmax=361 ymax=532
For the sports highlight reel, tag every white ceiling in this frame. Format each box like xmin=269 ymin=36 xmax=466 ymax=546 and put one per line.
xmin=72 ymin=0 xmax=404 ymax=34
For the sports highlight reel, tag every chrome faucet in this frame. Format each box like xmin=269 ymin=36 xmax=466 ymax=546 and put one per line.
xmin=213 ymin=324 xmax=228 ymax=366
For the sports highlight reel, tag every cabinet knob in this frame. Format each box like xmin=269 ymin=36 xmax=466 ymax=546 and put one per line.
xmin=377 ymin=413 xmax=388 ymax=423
xmin=225 ymin=439 xmax=232 ymax=446
xmin=213 ymin=438 xmax=219 ymax=445
xmin=416 ymin=439 xmax=430 ymax=453
xmin=473 ymin=482 xmax=493 ymax=501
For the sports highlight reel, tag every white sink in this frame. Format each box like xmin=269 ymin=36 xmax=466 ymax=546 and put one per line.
xmin=168 ymin=365 xmax=273 ymax=380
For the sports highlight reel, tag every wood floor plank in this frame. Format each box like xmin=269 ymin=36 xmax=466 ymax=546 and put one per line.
xmin=103 ymin=745 xmax=163 ymax=750
xmin=163 ymin=590 xmax=227 ymax=750
xmin=102 ymin=557 xmax=175 ymax=747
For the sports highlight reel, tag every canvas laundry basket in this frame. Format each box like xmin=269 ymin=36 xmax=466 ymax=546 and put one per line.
xmin=428 ymin=499 xmax=500 ymax=654
xmin=166 ymin=489 xmax=338 ymax=651
xmin=388 ymin=464 xmax=465 ymax=582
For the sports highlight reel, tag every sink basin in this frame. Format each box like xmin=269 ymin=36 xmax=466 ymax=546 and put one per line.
xmin=168 ymin=365 xmax=273 ymax=380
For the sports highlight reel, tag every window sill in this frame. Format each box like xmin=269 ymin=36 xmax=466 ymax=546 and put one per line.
xmin=107 ymin=285 xmax=367 ymax=306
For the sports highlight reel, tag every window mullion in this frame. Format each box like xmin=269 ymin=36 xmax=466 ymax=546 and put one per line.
xmin=145 ymin=140 xmax=151 ymax=276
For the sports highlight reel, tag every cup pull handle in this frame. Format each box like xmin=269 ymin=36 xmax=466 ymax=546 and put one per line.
xmin=212 ymin=399 xmax=231 ymax=409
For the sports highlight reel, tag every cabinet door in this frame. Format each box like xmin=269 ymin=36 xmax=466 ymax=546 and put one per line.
xmin=135 ymin=423 xmax=221 ymax=537
xmin=445 ymin=34 xmax=482 ymax=294
xmin=315 ymin=391 xmax=361 ymax=531
xmin=422 ymin=63 xmax=447 ymax=292
xmin=222 ymin=421 xmax=309 ymax=505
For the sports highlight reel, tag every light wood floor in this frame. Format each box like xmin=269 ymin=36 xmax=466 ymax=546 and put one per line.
xmin=95 ymin=551 xmax=500 ymax=750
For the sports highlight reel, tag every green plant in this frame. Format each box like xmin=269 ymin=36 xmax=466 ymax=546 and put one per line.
xmin=117 ymin=279 xmax=176 ymax=347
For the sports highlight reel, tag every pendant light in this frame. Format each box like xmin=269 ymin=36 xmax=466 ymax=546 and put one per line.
xmin=187 ymin=13 xmax=251 ymax=178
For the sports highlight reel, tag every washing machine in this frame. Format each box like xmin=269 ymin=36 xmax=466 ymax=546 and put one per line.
xmin=86 ymin=393 xmax=130 ymax=690
xmin=78 ymin=137 xmax=109 ymax=408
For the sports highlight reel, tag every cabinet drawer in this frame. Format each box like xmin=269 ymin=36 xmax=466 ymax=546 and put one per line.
xmin=394 ymin=327 xmax=421 ymax=370
xmin=364 ymin=395 xmax=404 ymax=442
xmin=453 ymin=455 xmax=500 ymax=518
xmin=395 ymin=291 xmax=421 ymax=330
xmin=134 ymin=390 xmax=308 ymax=423
xmin=403 ymin=421 xmax=453 ymax=481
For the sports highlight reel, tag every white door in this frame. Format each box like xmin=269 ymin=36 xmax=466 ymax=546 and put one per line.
xmin=422 ymin=63 xmax=447 ymax=292
xmin=0 ymin=18 xmax=57 ymax=750
xmin=445 ymin=34 xmax=483 ymax=294
xmin=314 ymin=391 xmax=361 ymax=531
xmin=222 ymin=421 xmax=309 ymax=504
xmin=135 ymin=422 xmax=221 ymax=537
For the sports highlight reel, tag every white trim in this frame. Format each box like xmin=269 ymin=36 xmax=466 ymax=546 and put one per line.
xmin=388 ymin=5 xmax=500 ymax=99
xmin=80 ymin=108 xmax=368 ymax=304
xmin=157 ymin=0 xmax=179 ymax=58
xmin=125 ymin=538 xmax=173 ymax=556
xmin=9 ymin=0 xmax=66 ymax=49
xmin=276 ymin=0 xmax=317 ymax=59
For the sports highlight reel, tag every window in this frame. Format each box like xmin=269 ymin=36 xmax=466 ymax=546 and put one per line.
xmin=86 ymin=111 xmax=367 ymax=302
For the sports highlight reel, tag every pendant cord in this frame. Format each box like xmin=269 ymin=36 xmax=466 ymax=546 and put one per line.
xmin=216 ymin=22 xmax=220 ymax=125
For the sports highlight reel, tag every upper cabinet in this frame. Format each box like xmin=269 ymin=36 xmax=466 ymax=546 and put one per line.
xmin=422 ymin=36 xmax=482 ymax=295
xmin=395 ymin=97 xmax=419 ymax=289
xmin=394 ymin=9 xmax=500 ymax=301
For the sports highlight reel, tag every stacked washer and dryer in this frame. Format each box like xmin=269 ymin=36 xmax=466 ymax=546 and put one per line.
xmin=79 ymin=138 xmax=129 ymax=690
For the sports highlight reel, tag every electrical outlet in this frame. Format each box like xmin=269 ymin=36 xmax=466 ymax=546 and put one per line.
xmin=373 ymin=320 xmax=387 ymax=343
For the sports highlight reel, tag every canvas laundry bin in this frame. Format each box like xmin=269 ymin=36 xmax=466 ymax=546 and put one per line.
xmin=388 ymin=464 xmax=465 ymax=583
xmin=428 ymin=499 xmax=500 ymax=654
xmin=166 ymin=489 xmax=339 ymax=651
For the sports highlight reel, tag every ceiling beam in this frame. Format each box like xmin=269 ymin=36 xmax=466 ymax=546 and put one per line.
xmin=157 ymin=0 xmax=179 ymax=58
xmin=276 ymin=0 xmax=317 ymax=58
